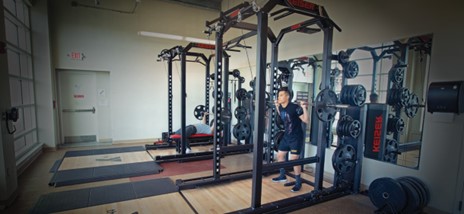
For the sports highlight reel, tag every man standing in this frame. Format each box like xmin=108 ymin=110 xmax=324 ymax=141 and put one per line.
xmin=272 ymin=88 xmax=309 ymax=192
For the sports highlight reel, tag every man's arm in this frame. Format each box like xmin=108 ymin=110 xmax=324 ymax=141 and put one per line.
xmin=299 ymin=101 xmax=309 ymax=124
xmin=274 ymin=100 xmax=280 ymax=115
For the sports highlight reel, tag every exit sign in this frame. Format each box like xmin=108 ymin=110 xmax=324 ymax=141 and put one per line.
xmin=67 ymin=52 xmax=86 ymax=60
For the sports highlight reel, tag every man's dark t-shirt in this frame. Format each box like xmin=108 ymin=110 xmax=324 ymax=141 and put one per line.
xmin=279 ymin=102 xmax=304 ymax=141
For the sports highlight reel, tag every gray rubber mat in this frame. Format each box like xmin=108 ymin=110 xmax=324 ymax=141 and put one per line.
xmin=49 ymin=161 xmax=163 ymax=187
xmin=49 ymin=159 xmax=62 ymax=173
xmin=64 ymin=146 xmax=146 ymax=157
xmin=32 ymin=178 xmax=177 ymax=214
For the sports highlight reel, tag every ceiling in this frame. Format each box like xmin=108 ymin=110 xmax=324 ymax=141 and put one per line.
xmin=164 ymin=0 xmax=222 ymax=11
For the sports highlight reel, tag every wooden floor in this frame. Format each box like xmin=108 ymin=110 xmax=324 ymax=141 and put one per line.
xmin=2 ymin=142 xmax=443 ymax=214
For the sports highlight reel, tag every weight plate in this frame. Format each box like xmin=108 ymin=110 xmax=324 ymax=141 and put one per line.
xmin=340 ymin=85 xmax=366 ymax=106
xmin=387 ymin=114 xmax=405 ymax=134
xmin=232 ymin=69 xmax=240 ymax=78
xmin=337 ymin=115 xmax=361 ymax=139
xmin=235 ymin=88 xmax=248 ymax=101
xmin=383 ymin=139 xmax=398 ymax=163
xmin=368 ymin=177 xmax=407 ymax=213
xmin=315 ymin=89 xmax=338 ymax=122
xmin=411 ymin=177 xmax=430 ymax=207
xmin=193 ymin=105 xmax=206 ymax=120
xmin=233 ymin=122 xmax=251 ymax=140
xmin=405 ymin=93 xmax=419 ymax=118
xmin=397 ymin=178 xmax=421 ymax=213
xmin=389 ymin=66 xmax=405 ymax=84
xmin=332 ymin=144 xmax=356 ymax=174
xmin=234 ymin=106 xmax=247 ymax=121
xmin=239 ymin=76 xmax=245 ymax=84
xmin=343 ymin=61 xmax=359 ymax=79
xmin=400 ymin=177 xmax=425 ymax=209
xmin=402 ymin=176 xmax=430 ymax=208
xmin=338 ymin=50 xmax=350 ymax=64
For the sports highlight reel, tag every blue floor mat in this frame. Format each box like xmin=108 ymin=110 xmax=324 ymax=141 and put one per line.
xmin=49 ymin=161 xmax=163 ymax=187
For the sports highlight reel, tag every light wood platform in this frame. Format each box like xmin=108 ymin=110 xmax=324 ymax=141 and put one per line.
xmin=182 ymin=175 xmax=313 ymax=213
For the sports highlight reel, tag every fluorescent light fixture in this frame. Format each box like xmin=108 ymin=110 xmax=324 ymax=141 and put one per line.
xmin=138 ymin=31 xmax=215 ymax=45
xmin=137 ymin=31 xmax=183 ymax=41
xmin=185 ymin=37 xmax=216 ymax=45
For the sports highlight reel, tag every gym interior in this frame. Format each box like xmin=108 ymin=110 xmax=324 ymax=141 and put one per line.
xmin=1 ymin=0 xmax=463 ymax=213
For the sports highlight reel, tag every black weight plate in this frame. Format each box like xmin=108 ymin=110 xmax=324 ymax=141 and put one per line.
xmin=343 ymin=61 xmax=359 ymax=79
xmin=235 ymin=88 xmax=248 ymax=101
xmin=405 ymin=93 xmax=419 ymax=118
xmin=194 ymin=105 xmax=206 ymax=120
xmin=400 ymin=176 xmax=425 ymax=209
xmin=336 ymin=115 xmax=354 ymax=138
xmin=349 ymin=120 xmax=362 ymax=138
xmin=233 ymin=122 xmax=251 ymax=140
xmin=232 ymin=69 xmax=240 ymax=78
xmin=315 ymin=89 xmax=338 ymax=122
xmin=389 ymin=66 xmax=405 ymax=84
xmin=410 ymin=177 xmax=430 ymax=207
xmin=353 ymin=85 xmax=367 ymax=106
xmin=332 ymin=144 xmax=356 ymax=174
xmin=398 ymin=178 xmax=421 ymax=213
xmin=368 ymin=177 xmax=407 ymax=213
xmin=403 ymin=176 xmax=429 ymax=208
xmin=338 ymin=50 xmax=350 ymax=64
xmin=383 ymin=139 xmax=398 ymax=163
xmin=234 ymin=106 xmax=247 ymax=120
xmin=239 ymin=76 xmax=245 ymax=84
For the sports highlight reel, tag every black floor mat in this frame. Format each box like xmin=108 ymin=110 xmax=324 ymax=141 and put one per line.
xmin=64 ymin=146 xmax=146 ymax=157
xmin=49 ymin=159 xmax=62 ymax=173
xmin=49 ymin=161 xmax=163 ymax=187
xmin=32 ymin=178 xmax=178 ymax=214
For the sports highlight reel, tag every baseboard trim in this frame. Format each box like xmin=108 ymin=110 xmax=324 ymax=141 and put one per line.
xmin=16 ymin=143 xmax=43 ymax=176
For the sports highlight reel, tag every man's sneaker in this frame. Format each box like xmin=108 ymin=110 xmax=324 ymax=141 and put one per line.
xmin=272 ymin=176 xmax=287 ymax=183
xmin=291 ymin=184 xmax=302 ymax=192
xmin=186 ymin=148 xmax=191 ymax=154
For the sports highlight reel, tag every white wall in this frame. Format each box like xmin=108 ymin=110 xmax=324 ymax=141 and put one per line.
xmin=32 ymin=0 xmax=56 ymax=148
xmin=49 ymin=0 xmax=218 ymax=142
xmin=224 ymin=0 xmax=464 ymax=212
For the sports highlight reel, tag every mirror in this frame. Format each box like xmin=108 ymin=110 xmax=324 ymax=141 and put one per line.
xmin=307 ymin=34 xmax=432 ymax=169
xmin=230 ymin=34 xmax=431 ymax=169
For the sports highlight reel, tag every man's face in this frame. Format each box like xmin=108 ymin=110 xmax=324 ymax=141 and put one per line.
xmin=278 ymin=91 xmax=289 ymax=104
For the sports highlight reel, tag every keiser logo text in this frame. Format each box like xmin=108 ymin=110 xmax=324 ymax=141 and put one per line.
xmin=373 ymin=116 xmax=382 ymax=153
xmin=288 ymin=0 xmax=317 ymax=11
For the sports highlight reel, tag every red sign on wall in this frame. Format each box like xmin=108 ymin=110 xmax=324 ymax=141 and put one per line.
xmin=67 ymin=52 xmax=86 ymax=60
xmin=73 ymin=94 xmax=84 ymax=99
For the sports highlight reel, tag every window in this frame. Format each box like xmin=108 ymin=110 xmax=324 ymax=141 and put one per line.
xmin=4 ymin=0 xmax=37 ymax=160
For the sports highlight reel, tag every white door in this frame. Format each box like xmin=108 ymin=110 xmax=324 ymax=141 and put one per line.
xmin=58 ymin=70 xmax=98 ymax=144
